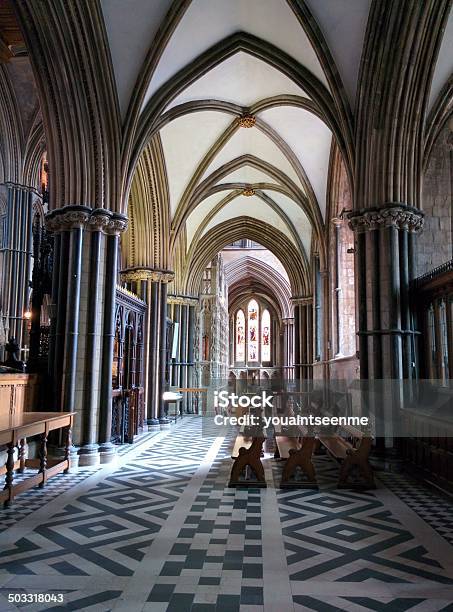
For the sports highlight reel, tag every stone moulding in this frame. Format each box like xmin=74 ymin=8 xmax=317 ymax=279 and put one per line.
xmin=347 ymin=204 xmax=424 ymax=233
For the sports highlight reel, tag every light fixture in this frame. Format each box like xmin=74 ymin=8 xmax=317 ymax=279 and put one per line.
xmin=23 ymin=311 xmax=32 ymax=320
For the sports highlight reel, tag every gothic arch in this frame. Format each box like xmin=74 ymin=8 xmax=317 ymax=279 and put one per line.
xmin=183 ymin=216 xmax=308 ymax=297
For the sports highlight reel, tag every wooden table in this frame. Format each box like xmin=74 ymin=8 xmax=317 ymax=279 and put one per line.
xmin=0 ymin=412 xmax=74 ymax=508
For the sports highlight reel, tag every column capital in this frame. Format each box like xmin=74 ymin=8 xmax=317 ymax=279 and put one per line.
xmin=45 ymin=206 xmax=128 ymax=234
xmin=105 ymin=212 xmax=128 ymax=236
xmin=120 ymin=267 xmax=174 ymax=283
xmin=291 ymin=296 xmax=313 ymax=306
xmin=347 ymin=204 xmax=424 ymax=234
xmin=167 ymin=294 xmax=199 ymax=306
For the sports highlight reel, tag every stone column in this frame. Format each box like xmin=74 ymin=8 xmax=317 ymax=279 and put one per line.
xmin=79 ymin=209 xmax=111 ymax=464
xmin=98 ymin=213 xmax=128 ymax=463
xmin=157 ymin=274 xmax=173 ymax=427
xmin=282 ymin=318 xmax=294 ymax=379
xmin=122 ymin=269 xmax=174 ymax=429
xmin=348 ymin=205 xmax=424 ymax=457
xmin=47 ymin=207 xmax=128 ymax=464
xmin=348 ymin=206 xmax=424 ymax=379
xmin=292 ymin=297 xmax=314 ymax=381
xmin=0 ymin=185 xmax=34 ymax=352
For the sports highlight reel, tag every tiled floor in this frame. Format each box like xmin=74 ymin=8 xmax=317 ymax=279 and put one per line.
xmin=0 ymin=417 xmax=453 ymax=611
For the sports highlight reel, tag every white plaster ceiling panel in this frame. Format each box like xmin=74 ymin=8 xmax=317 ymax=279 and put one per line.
xmin=160 ymin=111 xmax=232 ymax=217
xmin=200 ymin=127 xmax=302 ymax=189
xmin=186 ymin=193 xmax=225 ymax=247
xmin=259 ymin=106 xmax=332 ymax=218
xmin=166 ymin=53 xmax=307 ymax=110
xmin=429 ymin=5 xmax=453 ymax=111
xmin=263 ymin=190 xmax=312 ymax=255
xmin=219 ymin=166 xmax=279 ymax=186
xmin=142 ymin=0 xmax=329 ymax=110
xmin=101 ymin=0 xmax=172 ymax=118
xmin=304 ymin=0 xmax=372 ymax=109
xmin=201 ymin=195 xmax=297 ymax=246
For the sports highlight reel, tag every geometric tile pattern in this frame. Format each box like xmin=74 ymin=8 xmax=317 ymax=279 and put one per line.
xmin=0 ymin=429 xmax=160 ymax=535
xmin=0 ymin=420 xmax=210 ymax=578
xmin=0 ymin=417 xmax=453 ymax=611
xmin=379 ymin=470 xmax=453 ymax=547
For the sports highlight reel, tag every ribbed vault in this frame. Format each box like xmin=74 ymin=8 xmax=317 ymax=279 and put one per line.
xmin=183 ymin=217 xmax=308 ymax=297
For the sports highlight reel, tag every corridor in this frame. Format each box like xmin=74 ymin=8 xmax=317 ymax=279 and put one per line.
xmin=1 ymin=417 xmax=453 ymax=612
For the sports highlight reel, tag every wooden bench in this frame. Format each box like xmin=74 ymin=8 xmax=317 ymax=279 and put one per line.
xmin=319 ymin=425 xmax=375 ymax=489
xmin=229 ymin=437 xmax=266 ymax=488
xmin=280 ymin=437 xmax=318 ymax=488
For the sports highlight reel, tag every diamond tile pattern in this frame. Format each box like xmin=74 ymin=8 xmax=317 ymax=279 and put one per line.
xmin=0 ymin=417 xmax=452 ymax=611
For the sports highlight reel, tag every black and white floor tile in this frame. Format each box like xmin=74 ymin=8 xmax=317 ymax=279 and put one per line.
xmin=0 ymin=418 xmax=452 ymax=611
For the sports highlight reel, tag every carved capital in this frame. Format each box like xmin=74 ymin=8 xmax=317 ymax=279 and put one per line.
xmin=121 ymin=269 xmax=152 ymax=283
xmin=106 ymin=213 xmax=128 ymax=236
xmin=167 ymin=294 xmax=199 ymax=306
xmin=88 ymin=208 xmax=112 ymax=231
xmin=291 ymin=296 xmax=313 ymax=306
xmin=347 ymin=204 xmax=424 ymax=234
xmin=120 ymin=267 xmax=174 ymax=284
xmin=45 ymin=206 xmax=128 ymax=234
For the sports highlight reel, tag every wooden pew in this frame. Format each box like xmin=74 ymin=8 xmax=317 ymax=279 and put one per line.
xmin=319 ymin=425 xmax=375 ymax=489
xmin=229 ymin=437 xmax=266 ymax=488
xmin=280 ymin=437 xmax=318 ymax=488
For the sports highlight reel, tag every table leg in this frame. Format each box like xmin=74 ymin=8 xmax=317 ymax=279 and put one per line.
xmin=64 ymin=425 xmax=72 ymax=473
xmin=39 ymin=432 xmax=48 ymax=487
xmin=19 ymin=438 xmax=26 ymax=473
xmin=4 ymin=443 xmax=15 ymax=508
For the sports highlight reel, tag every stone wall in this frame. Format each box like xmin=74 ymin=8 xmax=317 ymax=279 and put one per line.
xmin=419 ymin=122 xmax=452 ymax=276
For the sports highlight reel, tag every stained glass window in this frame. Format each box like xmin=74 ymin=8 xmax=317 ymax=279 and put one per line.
xmin=261 ymin=309 xmax=270 ymax=361
xmin=248 ymin=300 xmax=258 ymax=361
xmin=236 ymin=309 xmax=245 ymax=361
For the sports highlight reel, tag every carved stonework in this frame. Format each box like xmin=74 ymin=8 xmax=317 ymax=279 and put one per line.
xmin=167 ymin=295 xmax=199 ymax=306
xmin=106 ymin=213 xmax=128 ymax=236
xmin=291 ymin=296 xmax=313 ymax=306
xmin=347 ymin=205 xmax=424 ymax=233
xmin=88 ymin=208 xmax=112 ymax=231
xmin=242 ymin=188 xmax=255 ymax=197
xmin=45 ymin=206 xmax=128 ymax=234
xmin=237 ymin=114 xmax=256 ymax=128
xmin=120 ymin=268 xmax=174 ymax=284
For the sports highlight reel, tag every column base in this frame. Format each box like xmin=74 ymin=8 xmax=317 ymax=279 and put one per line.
xmin=147 ymin=418 xmax=161 ymax=430
xmin=98 ymin=442 xmax=117 ymax=464
xmin=159 ymin=417 xmax=171 ymax=430
xmin=78 ymin=444 xmax=100 ymax=467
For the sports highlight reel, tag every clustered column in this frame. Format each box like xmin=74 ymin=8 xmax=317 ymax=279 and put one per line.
xmin=281 ymin=317 xmax=294 ymax=379
xmin=167 ymin=295 xmax=198 ymax=414
xmin=292 ymin=297 xmax=314 ymax=382
xmin=0 ymin=184 xmax=34 ymax=353
xmin=348 ymin=206 xmax=424 ymax=380
xmin=46 ymin=206 xmax=128 ymax=465
xmin=121 ymin=268 xmax=174 ymax=429
xmin=348 ymin=205 xmax=424 ymax=457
